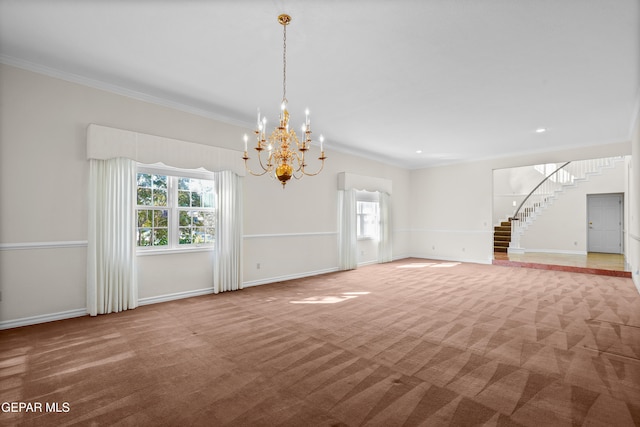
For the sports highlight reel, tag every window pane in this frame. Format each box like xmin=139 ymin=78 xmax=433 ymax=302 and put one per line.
xmin=205 ymin=227 xmax=215 ymax=243
xmin=203 ymin=212 xmax=215 ymax=227
xmin=137 ymin=228 xmax=151 ymax=246
xmin=178 ymin=190 xmax=190 ymax=207
xmin=179 ymin=227 xmax=192 ymax=244
xmin=138 ymin=210 xmax=151 ymax=227
xmin=153 ymin=210 xmax=168 ymax=227
xmin=153 ymin=189 xmax=167 ymax=206
xmin=191 ymin=191 xmax=202 ymax=207
xmin=202 ymin=181 xmax=215 ymax=207
xmin=137 ymin=173 xmax=151 ymax=188
xmin=178 ymin=177 xmax=190 ymax=190
xmin=202 ymin=194 xmax=214 ymax=208
xmin=192 ymin=211 xmax=204 ymax=226
xmin=179 ymin=210 xmax=191 ymax=226
xmin=137 ymin=188 xmax=152 ymax=206
xmin=153 ymin=229 xmax=168 ymax=246
xmin=189 ymin=180 xmax=202 ymax=193
xmin=197 ymin=228 xmax=215 ymax=244
xmin=193 ymin=227 xmax=206 ymax=244
xmin=153 ymin=175 xmax=167 ymax=189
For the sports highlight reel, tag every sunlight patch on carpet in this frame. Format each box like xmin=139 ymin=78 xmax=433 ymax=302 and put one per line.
xmin=397 ymin=262 xmax=461 ymax=269
xmin=290 ymin=292 xmax=370 ymax=304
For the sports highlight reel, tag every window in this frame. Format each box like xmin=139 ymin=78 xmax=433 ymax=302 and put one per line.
xmin=356 ymin=200 xmax=379 ymax=240
xmin=136 ymin=173 xmax=169 ymax=247
xmin=136 ymin=165 xmax=216 ymax=251
xmin=177 ymin=177 xmax=216 ymax=245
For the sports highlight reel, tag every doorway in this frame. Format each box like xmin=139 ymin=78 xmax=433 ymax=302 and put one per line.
xmin=587 ymin=193 xmax=623 ymax=254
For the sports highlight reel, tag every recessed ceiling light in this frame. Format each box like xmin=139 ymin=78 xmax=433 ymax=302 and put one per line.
xmin=416 ymin=150 xmax=423 ymax=154
xmin=535 ymin=128 xmax=547 ymax=133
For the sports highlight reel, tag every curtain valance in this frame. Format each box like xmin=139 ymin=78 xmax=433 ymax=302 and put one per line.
xmin=337 ymin=172 xmax=392 ymax=195
xmin=87 ymin=124 xmax=246 ymax=176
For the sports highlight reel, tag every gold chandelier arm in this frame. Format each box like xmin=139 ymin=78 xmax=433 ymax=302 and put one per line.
xmin=299 ymin=154 xmax=327 ymax=177
xmin=243 ymin=149 xmax=274 ymax=176
xmin=292 ymin=150 xmax=305 ymax=173
xmin=256 ymin=149 xmax=274 ymax=173
xmin=243 ymin=156 xmax=270 ymax=177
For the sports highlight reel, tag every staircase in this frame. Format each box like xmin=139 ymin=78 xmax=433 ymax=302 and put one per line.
xmin=509 ymin=156 xmax=623 ymax=251
xmin=493 ymin=220 xmax=511 ymax=252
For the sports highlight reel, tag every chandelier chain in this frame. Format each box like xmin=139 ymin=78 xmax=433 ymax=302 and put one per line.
xmin=282 ymin=22 xmax=287 ymax=103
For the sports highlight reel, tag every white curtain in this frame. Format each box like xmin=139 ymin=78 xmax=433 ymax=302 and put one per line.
xmin=338 ymin=189 xmax=358 ymax=270
xmin=213 ymin=170 xmax=243 ymax=293
xmin=87 ymin=157 xmax=138 ymax=316
xmin=378 ymin=192 xmax=393 ymax=263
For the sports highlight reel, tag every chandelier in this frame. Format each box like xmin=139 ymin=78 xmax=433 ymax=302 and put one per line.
xmin=243 ymin=14 xmax=326 ymax=188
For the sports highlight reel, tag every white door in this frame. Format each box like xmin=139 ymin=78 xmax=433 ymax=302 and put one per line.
xmin=587 ymin=193 xmax=622 ymax=254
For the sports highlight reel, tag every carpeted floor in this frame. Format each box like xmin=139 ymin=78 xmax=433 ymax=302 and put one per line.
xmin=1 ymin=258 xmax=640 ymax=426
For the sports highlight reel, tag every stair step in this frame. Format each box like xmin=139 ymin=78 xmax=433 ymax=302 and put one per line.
xmin=494 ymin=216 xmax=512 ymax=252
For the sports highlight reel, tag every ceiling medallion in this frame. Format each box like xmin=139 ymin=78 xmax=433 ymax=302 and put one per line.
xmin=242 ymin=14 xmax=326 ymax=188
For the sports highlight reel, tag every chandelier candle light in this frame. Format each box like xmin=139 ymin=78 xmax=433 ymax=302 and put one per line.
xmin=243 ymin=13 xmax=326 ymax=188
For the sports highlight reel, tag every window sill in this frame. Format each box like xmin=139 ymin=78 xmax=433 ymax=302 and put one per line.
xmin=137 ymin=246 xmax=214 ymax=256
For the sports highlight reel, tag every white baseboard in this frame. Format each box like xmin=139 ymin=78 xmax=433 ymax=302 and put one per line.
xmin=0 ymin=308 xmax=87 ymax=330
xmin=508 ymin=247 xmax=525 ymax=254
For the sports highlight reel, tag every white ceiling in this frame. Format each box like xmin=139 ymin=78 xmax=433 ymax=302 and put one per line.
xmin=1 ymin=0 xmax=638 ymax=168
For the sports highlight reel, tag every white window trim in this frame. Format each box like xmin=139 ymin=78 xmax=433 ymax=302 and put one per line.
xmin=136 ymin=163 xmax=216 ymax=255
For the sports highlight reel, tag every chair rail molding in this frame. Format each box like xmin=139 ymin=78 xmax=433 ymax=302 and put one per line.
xmin=0 ymin=241 xmax=88 ymax=251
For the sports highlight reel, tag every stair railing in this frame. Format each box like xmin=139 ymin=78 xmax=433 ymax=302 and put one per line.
xmin=510 ymin=161 xmax=571 ymax=223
